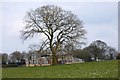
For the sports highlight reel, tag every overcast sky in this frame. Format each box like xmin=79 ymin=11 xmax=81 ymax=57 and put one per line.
xmin=1 ymin=1 xmax=118 ymax=54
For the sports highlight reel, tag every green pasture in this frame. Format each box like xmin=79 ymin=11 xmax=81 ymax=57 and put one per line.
xmin=2 ymin=60 xmax=118 ymax=78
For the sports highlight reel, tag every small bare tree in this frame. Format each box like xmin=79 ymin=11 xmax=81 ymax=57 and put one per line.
xmin=107 ymin=46 xmax=116 ymax=60
xmin=10 ymin=51 xmax=22 ymax=63
xmin=21 ymin=5 xmax=86 ymax=65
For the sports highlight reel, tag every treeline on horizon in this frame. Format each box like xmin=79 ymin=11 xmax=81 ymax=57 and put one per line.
xmin=1 ymin=40 xmax=120 ymax=67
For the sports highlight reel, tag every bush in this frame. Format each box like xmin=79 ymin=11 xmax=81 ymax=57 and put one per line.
xmin=2 ymin=62 xmax=7 ymax=65
xmin=2 ymin=64 xmax=18 ymax=68
xmin=2 ymin=61 xmax=26 ymax=68
xmin=116 ymin=53 xmax=120 ymax=60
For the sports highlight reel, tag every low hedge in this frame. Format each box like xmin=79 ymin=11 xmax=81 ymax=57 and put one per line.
xmin=2 ymin=64 xmax=18 ymax=68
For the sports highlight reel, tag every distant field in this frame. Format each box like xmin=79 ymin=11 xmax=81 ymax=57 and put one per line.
xmin=2 ymin=60 xmax=118 ymax=78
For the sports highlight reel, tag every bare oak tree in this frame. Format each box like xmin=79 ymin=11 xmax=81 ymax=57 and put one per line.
xmin=21 ymin=5 xmax=86 ymax=65
xmin=89 ymin=40 xmax=107 ymax=61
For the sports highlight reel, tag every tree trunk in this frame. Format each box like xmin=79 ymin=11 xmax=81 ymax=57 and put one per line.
xmin=94 ymin=57 xmax=97 ymax=61
xmin=50 ymin=37 xmax=59 ymax=65
xmin=52 ymin=51 xmax=57 ymax=65
xmin=110 ymin=54 xmax=113 ymax=60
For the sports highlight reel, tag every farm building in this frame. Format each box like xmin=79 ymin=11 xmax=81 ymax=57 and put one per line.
xmin=25 ymin=53 xmax=84 ymax=66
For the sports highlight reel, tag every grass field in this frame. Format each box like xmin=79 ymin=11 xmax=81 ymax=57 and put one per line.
xmin=2 ymin=60 xmax=118 ymax=78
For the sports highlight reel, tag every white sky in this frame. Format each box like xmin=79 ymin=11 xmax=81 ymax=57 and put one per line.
xmin=0 ymin=0 xmax=119 ymax=2
xmin=0 ymin=0 xmax=118 ymax=54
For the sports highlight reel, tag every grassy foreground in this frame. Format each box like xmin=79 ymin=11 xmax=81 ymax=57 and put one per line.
xmin=2 ymin=60 xmax=118 ymax=78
